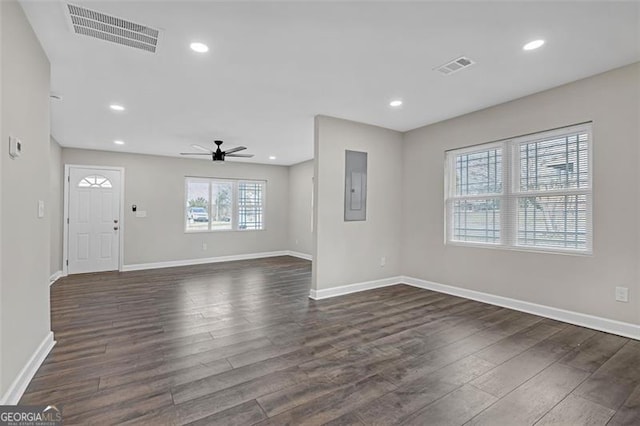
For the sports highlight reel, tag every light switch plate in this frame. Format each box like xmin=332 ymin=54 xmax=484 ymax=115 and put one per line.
xmin=37 ymin=200 xmax=45 ymax=218
xmin=615 ymin=286 xmax=629 ymax=302
xmin=9 ymin=136 xmax=22 ymax=159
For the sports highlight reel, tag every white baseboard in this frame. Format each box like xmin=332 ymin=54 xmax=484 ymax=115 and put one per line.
xmin=401 ymin=276 xmax=640 ymax=340
xmin=287 ymin=251 xmax=312 ymax=261
xmin=49 ymin=271 xmax=63 ymax=286
xmin=308 ymin=275 xmax=640 ymax=340
xmin=0 ymin=331 xmax=55 ymax=405
xmin=121 ymin=251 xmax=291 ymax=272
xmin=309 ymin=276 xmax=402 ymax=300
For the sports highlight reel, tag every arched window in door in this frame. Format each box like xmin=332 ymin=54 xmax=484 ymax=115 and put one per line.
xmin=78 ymin=175 xmax=112 ymax=188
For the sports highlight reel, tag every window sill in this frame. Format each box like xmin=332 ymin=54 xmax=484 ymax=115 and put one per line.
xmin=445 ymin=240 xmax=593 ymax=257
xmin=185 ymin=228 xmax=266 ymax=234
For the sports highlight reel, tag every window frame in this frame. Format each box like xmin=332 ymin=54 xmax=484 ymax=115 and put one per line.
xmin=444 ymin=141 xmax=505 ymax=248
xmin=236 ymin=180 xmax=266 ymax=231
xmin=445 ymin=123 xmax=593 ymax=255
xmin=184 ymin=176 xmax=267 ymax=233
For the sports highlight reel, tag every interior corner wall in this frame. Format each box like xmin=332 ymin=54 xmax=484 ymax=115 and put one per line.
xmin=49 ymin=137 xmax=63 ymax=277
xmin=288 ymin=160 xmax=313 ymax=257
xmin=402 ymin=62 xmax=640 ymax=325
xmin=1 ymin=0 xmax=52 ymax=398
xmin=61 ymin=148 xmax=290 ymax=266
xmin=312 ymin=115 xmax=403 ymax=291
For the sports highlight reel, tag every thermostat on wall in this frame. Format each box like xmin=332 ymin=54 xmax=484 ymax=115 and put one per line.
xmin=9 ymin=136 xmax=22 ymax=159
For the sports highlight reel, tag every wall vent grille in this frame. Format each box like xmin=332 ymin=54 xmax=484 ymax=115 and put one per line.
xmin=435 ymin=56 xmax=475 ymax=75
xmin=67 ymin=4 xmax=159 ymax=53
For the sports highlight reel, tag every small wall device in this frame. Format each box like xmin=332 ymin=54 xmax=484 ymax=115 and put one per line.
xmin=9 ymin=136 xmax=22 ymax=159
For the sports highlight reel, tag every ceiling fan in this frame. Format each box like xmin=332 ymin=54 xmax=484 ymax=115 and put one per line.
xmin=180 ymin=140 xmax=254 ymax=162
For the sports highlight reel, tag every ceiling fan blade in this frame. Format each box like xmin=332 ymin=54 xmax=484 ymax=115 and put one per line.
xmin=225 ymin=153 xmax=254 ymax=158
xmin=191 ymin=144 xmax=213 ymax=153
xmin=180 ymin=153 xmax=212 ymax=155
xmin=224 ymin=146 xmax=247 ymax=154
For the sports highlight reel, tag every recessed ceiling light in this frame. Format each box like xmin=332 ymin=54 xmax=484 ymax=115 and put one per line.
xmin=114 ymin=140 xmax=125 ymax=145
xmin=109 ymin=104 xmax=125 ymax=111
xmin=190 ymin=42 xmax=209 ymax=53
xmin=523 ymin=39 xmax=545 ymax=51
xmin=269 ymin=156 xmax=276 ymax=160
xmin=389 ymin=100 xmax=403 ymax=107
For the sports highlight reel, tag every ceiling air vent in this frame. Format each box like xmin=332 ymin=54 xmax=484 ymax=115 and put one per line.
xmin=66 ymin=4 xmax=159 ymax=53
xmin=435 ymin=56 xmax=475 ymax=75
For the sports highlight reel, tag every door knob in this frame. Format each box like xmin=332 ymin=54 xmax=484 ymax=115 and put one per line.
xmin=114 ymin=226 xmax=119 ymax=231
xmin=114 ymin=219 xmax=119 ymax=224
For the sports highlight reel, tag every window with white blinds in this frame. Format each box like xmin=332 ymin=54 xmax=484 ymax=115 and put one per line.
xmin=238 ymin=181 xmax=264 ymax=230
xmin=185 ymin=177 xmax=266 ymax=233
xmin=445 ymin=123 xmax=592 ymax=254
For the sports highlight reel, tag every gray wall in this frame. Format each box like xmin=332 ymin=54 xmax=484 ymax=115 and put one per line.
xmin=313 ymin=116 xmax=403 ymax=291
xmin=49 ymin=138 xmax=63 ymax=276
xmin=288 ymin=160 xmax=313 ymax=256
xmin=62 ymin=148 xmax=290 ymax=266
xmin=402 ymin=63 xmax=640 ymax=325
xmin=1 ymin=0 xmax=52 ymax=397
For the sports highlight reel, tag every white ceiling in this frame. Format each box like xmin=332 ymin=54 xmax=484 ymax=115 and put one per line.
xmin=20 ymin=1 xmax=640 ymax=165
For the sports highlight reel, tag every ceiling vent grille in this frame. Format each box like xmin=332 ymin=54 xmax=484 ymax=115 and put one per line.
xmin=66 ymin=4 xmax=159 ymax=53
xmin=435 ymin=56 xmax=475 ymax=75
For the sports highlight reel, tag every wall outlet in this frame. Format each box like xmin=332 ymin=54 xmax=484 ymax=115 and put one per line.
xmin=380 ymin=256 xmax=386 ymax=267
xmin=615 ymin=286 xmax=629 ymax=302
xmin=202 ymin=242 xmax=207 ymax=251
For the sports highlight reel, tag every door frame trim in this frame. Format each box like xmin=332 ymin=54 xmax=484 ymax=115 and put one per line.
xmin=63 ymin=164 xmax=125 ymax=276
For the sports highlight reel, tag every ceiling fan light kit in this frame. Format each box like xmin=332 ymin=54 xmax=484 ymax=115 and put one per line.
xmin=180 ymin=140 xmax=254 ymax=162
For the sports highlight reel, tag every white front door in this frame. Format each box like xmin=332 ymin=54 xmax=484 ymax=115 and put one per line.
xmin=68 ymin=167 xmax=121 ymax=274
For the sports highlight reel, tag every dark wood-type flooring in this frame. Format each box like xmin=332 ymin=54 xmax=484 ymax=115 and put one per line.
xmin=21 ymin=256 xmax=640 ymax=425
